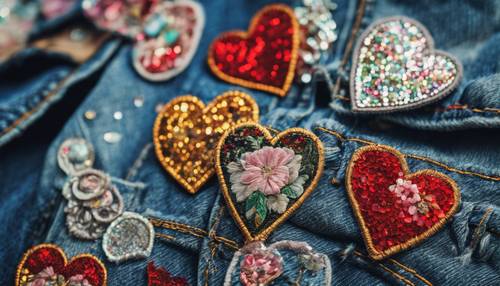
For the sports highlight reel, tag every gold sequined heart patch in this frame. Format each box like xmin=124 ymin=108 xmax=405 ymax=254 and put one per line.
xmin=153 ymin=91 xmax=259 ymax=194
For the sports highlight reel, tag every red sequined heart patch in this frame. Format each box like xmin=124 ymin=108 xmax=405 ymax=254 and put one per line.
xmin=346 ymin=145 xmax=460 ymax=260
xmin=16 ymin=244 xmax=106 ymax=286
xmin=147 ymin=261 xmax=188 ymax=286
xmin=208 ymin=4 xmax=299 ymax=97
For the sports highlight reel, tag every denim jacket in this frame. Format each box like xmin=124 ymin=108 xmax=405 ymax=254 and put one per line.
xmin=0 ymin=0 xmax=499 ymax=285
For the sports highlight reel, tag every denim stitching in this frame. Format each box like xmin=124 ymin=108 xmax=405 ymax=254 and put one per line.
xmin=125 ymin=142 xmax=153 ymax=181
xmin=387 ymin=259 xmax=433 ymax=286
xmin=0 ymin=70 xmax=76 ymax=138
xmin=354 ymin=251 xmax=419 ymax=286
xmin=317 ymin=127 xmax=500 ymax=181
xmin=155 ymin=232 xmax=175 ymax=241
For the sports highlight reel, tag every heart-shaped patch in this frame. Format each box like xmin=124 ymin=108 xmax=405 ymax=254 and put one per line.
xmin=132 ymin=0 xmax=205 ymax=81
xmin=346 ymin=145 xmax=461 ymax=260
xmin=208 ymin=4 xmax=300 ymax=97
xmin=216 ymin=123 xmax=324 ymax=241
xmin=224 ymin=240 xmax=332 ymax=286
xmin=16 ymin=244 xmax=106 ymax=286
xmin=153 ymin=91 xmax=259 ymax=194
xmin=350 ymin=16 xmax=462 ymax=113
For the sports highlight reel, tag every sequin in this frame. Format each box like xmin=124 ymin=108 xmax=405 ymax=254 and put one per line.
xmin=57 ymin=138 xmax=95 ymax=175
xmin=294 ymin=0 xmax=337 ymax=84
xmin=84 ymin=110 xmax=97 ymax=120
xmin=63 ymin=169 xmax=124 ymax=240
xmin=103 ymin=131 xmax=122 ymax=143
xmin=153 ymin=91 xmax=259 ymax=194
xmin=133 ymin=0 xmax=204 ymax=81
xmin=0 ymin=0 xmax=37 ymax=61
xmin=208 ymin=4 xmax=300 ymax=97
xmin=82 ymin=0 xmax=156 ymax=38
xmin=216 ymin=123 xmax=324 ymax=241
xmin=102 ymin=212 xmax=154 ymax=263
xmin=346 ymin=145 xmax=461 ymax=260
xmin=350 ymin=16 xmax=462 ymax=113
xmin=113 ymin=111 xmax=123 ymax=120
xmin=16 ymin=244 xmax=107 ymax=286
xmin=147 ymin=261 xmax=188 ymax=286
xmin=134 ymin=96 xmax=145 ymax=107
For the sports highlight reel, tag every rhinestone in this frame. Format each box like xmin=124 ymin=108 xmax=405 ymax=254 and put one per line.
xmin=113 ymin=111 xmax=123 ymax=120
xmin=103 ymin=132 xmax=122 ymax=143
xmin=133 ymin=96 xmax=144 ymax=107
xmin=84 ymin=110 xmax=97 ymax=120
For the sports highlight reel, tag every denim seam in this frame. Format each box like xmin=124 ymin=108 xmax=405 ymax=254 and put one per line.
xmin=387 ymin=259 xmax=433 ymax=286
xmin=204 ymin=206 xmax=225 ymax=286
xmin=332 ymin=96 xmax=500 ymax=115
xmin=354 ymin=250 xmax=425 ymax=286
xmin=0 ymin=69 xmax=76 ymax=138
xmin=148 ymin=217 xmax=239 ymax=250
xmin=317 ymin=127 xmax=500 ymax=181
xmin=125 ymin=142 xmax=154 ymax=181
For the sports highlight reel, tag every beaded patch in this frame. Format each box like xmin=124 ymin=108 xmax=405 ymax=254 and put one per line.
xmin=350 ymin=16 xmax=462 ymax=113
xmin=0 ymin=0 xmax=37 ymax=61
xmin=133 ymin=0 xmax=204 ymax=81
xmin=153 ymin=91 xmax=259 ymax=194
xmin=82 ymin=0 xmax=153 ymax=37
xmin=57 ymin=138 xmax=95 ymax=176
xmin=102 ymin=212 xmax=154 ymax=263
xmin=147 ymin=261 xmax=188 ymax=286
xmin=216 ymin=123 xmax=324 ymax=241
xmin=15 ymin=244 xmax=106 ymax=286
xmin=224 ymin=240 xmax=331 ymax=286
xmin=346 ymin=145 xmax=461 ymax=260
xmin=208 ymin=4 xmax=300 ymax=97
xmin=62 ymin=169 xmax=124 ymax=240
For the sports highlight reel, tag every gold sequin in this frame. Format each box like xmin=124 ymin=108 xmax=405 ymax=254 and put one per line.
xmin=153 ymin=91 xmax=260 ymax=194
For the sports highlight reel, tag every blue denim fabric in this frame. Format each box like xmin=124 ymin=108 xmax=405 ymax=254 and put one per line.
xmin=0 ymin=0 xmax=499 ymax=285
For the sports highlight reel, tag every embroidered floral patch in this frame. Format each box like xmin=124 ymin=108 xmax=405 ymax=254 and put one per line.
xmin=346 ymin=145 xmax=461 ymax=260
xmin=62 ymin=169 xmax=124 ymax=240
xmin=102 ymin=212 xmax=154 ymax=263
xmin=350 ymin=16 xmax=462 ymax=113
xmin=208 ymin=4 xmax=300 ymax=97
xmin=153 ymin=91 xmax=259 ymax=194
xmin=216 ymin=123 xmax=324 ymax=241
xmin=57 ymin=138 xmax=95 ymax=176
xmin=224 ymin=241 xmax=331 ymax=286
xmin=133 ymin=0 xmax=204 ymax=81
xmin=15 ymin=244 xmax=106 ymax=286
xmin=147 ymin=262 xmax=188 ymax=286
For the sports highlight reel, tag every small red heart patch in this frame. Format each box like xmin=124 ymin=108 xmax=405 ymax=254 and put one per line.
xmin=346 ymin=145 xmax=460 ymax=260
xmin=208 ymin=4 xmax=299 ymax=97
xmin=16 ymin=244 xmax=106 ymax=286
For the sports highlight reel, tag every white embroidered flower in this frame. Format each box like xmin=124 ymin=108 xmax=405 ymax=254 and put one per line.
xmin=266 ymin=194 xmax=289 ymax=214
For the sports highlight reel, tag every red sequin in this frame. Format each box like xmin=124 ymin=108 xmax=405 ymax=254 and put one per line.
xmin=16 ymin=244 xmax=106 ymax=286
xmin=208 ymin=4 xmax=299 ymax=96
xmin=147 ymin=262 xmax=189 ymax=286
xmin=348 ymin=147 xmax=459 ymax=258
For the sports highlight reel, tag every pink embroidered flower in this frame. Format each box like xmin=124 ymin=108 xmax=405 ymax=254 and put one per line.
xmin=240 ymin=247 xmax=283 ymax=286
xmin=228 ymin=146 xmax=302 ymax=198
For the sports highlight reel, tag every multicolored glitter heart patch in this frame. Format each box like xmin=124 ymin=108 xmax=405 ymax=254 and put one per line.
xmin=208 ymin=4 xmax=300 ymax=97
xmin=216 ymin=123 xmax=324 ymax=241
xmin=346 ymin=145 xmax=461 ymax=260
xmin=153 ymin=91 xmax=259 ymax=194
xmin=350 ymin=16 xmax=462 ymax=113
xmin=133 ymin=0 xmax=204 ymax=81
xmin=16 ymin=244 xmax=106 ymax=286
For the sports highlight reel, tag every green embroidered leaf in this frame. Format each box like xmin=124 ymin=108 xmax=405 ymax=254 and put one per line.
xmin=245 ymin=136 xmax=261 ymax=150
xmin=282 ymin=186 xmax=299 ymax=199
xmin=254 ymin=196 xmax=268 ymax=227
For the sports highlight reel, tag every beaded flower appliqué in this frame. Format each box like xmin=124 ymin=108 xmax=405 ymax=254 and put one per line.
xmin=350 ymin=16 xmax=462 ymax=113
